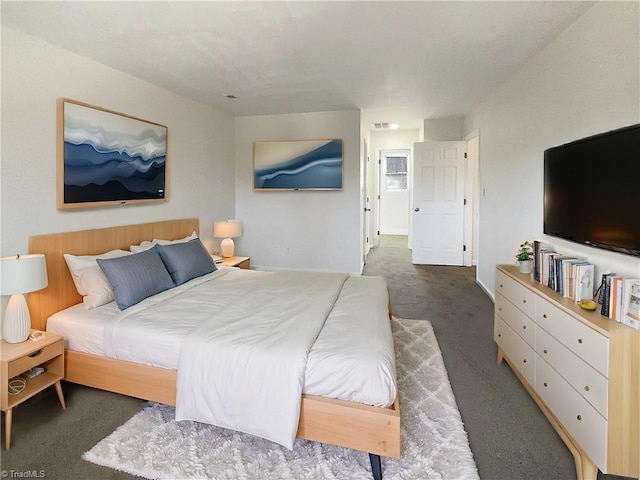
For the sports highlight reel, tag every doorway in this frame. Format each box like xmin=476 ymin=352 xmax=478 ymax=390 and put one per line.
xmin=378 ymin=149 xmax=411 ymax=245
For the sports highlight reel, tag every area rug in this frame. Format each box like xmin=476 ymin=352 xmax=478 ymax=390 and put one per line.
xmin=84 ymin=318 xmax=479 ymax=480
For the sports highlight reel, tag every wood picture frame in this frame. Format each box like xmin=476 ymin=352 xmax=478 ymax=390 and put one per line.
xmin=253 ymin=139 xmax=343 ymax=190
xmin=57 ymin=98 xmax=168 ymax=209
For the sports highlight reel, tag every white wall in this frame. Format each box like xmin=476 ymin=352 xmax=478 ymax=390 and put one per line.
xmin=0 ymin=28 xmax=237 ymax=323
xmin=424 ymin=118 xmax=464 ymax=141
xmin=464 ymin=1 xmax=640 ymax=295
xmin=234 ymin=110 xmax=362 ymax=274
xmin=1 ymin=27 xmax=236 ymax=261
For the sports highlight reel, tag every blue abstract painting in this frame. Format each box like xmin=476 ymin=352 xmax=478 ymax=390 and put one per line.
xmin=60 ymin=100 xmax=167 ymax=207
xmin=254 ymin=139 xmax=343 ymax=190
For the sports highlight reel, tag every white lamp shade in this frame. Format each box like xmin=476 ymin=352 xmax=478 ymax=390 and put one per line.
xmin=0 ymin=254 xmax=48 ymax=295
xmin=213 ymin=220 xmax=242 ymax=239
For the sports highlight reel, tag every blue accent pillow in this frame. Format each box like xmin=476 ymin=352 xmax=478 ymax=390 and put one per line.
xmin=155 ymin=238 xmax=217 ymax=286
xmin=97 ymin=248 xmax=175 ymax=310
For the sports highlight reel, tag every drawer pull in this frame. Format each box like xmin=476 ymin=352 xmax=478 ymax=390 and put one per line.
xmin=522 ymin=325 xmax=526 ymax=329
xmin=28 ymin=349 xmax=43 ymax=358
xmin=584 ymin=385 xmax=590 ymax=392
xmin=500 ymin=284 xmax=503 ymax=288
xmin=543 ymin=349 xmax=548 ymax=354
xmin=522 ymin=299 xmax=527 ymax=304
xmin=543 ymin=314 xmax=547 ymax=318
xmin=523 ymin=359 xmax=527 ymax=363
xmin=498 ymin=334 xmax=502 ymax=338
xmin=578 ymin=338 xmax=583 ymax=344
xmin=577 ymin=415 xmax=582 ymax=421
xmin=543 ymin=382 xmax=548 ymax=387
xmin=498 ymin=308 xmax=502 ymax=312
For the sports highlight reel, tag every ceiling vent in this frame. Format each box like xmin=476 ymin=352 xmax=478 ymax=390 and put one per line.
xmin=373 ymin=122 xmax=390 ymax=129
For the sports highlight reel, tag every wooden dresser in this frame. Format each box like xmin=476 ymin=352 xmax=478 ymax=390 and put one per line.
xmin=494 ymin=265 xmax=639 ymax=480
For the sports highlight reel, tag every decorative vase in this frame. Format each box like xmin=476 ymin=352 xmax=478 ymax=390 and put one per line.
xmin=518 ymin=260 xmax=532 ymax=275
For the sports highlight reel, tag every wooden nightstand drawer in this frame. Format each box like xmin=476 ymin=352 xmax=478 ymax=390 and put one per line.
xmin=7 ymin=341 xmax=63 ymax=379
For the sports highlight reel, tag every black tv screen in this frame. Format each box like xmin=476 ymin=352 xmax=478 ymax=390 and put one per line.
xmin=543 ymin=124 xmax=640 ymax=257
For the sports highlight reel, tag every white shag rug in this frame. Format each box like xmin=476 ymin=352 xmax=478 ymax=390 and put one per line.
xmin=84 ymin=318 xmax=479 ymax=480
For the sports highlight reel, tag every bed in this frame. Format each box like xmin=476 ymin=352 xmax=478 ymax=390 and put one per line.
xmin=27 ymin=218 xmax=400 ymax=479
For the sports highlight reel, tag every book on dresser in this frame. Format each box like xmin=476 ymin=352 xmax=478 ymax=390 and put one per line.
xmin=533 ymin=241 xmax=553 ymax=282
xmin=621 ymin=278 xmax=640 ymax=329
xmin=539 ymin=249 xmax=557 ymax=287
xmin=563 ymin=258 xmax=588 ymax=299
xmin=546 ymin=252 xmax=560 ymax=290
xmin=574 ymin=264 xmax=595 ymax=301
xmin=609 ymin=276 xmax=623 ymax=320
xmin=597 ymin=273 xmax=617 ymax=317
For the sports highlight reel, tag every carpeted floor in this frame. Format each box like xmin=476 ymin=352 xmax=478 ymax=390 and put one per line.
xmin=1 ymin=241 xmax=624 ymax=479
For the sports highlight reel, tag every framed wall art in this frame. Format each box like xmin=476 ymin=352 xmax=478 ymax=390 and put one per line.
xmin=253 ymin=139 xmax=343 ymax=190
xmin=57 ymin=98 xmax=168 ymax=209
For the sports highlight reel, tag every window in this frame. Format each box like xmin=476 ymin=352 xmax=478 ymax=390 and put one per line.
xmin=384 ymin=156 xmax=408 ymax=190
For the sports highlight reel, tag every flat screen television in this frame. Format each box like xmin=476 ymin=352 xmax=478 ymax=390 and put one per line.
xmin=543 ymin=123 xmax=640 ymax=257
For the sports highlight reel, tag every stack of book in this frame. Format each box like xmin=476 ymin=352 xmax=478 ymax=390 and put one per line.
xmin=533 ymin=241 xmax=594 ymax=301
xmin=597 ymin=274 xmax=640 ymax=329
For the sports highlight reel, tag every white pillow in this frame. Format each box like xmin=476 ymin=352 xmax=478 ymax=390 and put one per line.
xmin=129 ymin=231 xmax=198 ymax=253
xmin=63 ymin=249 xmax=132 ymax=309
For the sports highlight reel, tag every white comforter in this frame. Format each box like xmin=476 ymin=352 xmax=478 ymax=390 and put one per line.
xmin=100 ymin=268 xmax=397 ymax=449
xmin=175 ymin=270 xmax=347 ymax=448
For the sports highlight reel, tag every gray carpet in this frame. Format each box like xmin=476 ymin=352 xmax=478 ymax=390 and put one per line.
xmin=0 ymin=241 xmax=624 ymax=479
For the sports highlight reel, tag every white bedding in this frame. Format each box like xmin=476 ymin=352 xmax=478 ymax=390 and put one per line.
xmin=176 ymin=270 xmax=348 ymax=448
xmin=46 ymin=267 xmax=397 ymax=447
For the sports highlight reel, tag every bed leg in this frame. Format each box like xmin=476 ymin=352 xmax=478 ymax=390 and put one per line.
xmin=369 ymin=453 xmax=382 ymax=480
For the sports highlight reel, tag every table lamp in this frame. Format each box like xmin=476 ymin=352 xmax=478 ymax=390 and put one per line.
xmin=213 ymin=220 xmax=242 ymax=258
xmin=1 ymin=254 xmax=48 ymax=343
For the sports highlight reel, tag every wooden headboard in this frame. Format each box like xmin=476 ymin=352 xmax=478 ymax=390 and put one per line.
xmin=27 ymin=218 xmax=200 ymax=331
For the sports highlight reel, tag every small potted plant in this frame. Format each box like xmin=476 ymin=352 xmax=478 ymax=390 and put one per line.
xmin=515 ymin=241 xmax=534 ymax=274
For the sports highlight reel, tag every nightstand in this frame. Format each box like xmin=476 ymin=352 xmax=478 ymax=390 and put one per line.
xmin=1 ymin=331 xmax=66 ymax=449
xmin=218 ymin=256 xmax=250 ymax=269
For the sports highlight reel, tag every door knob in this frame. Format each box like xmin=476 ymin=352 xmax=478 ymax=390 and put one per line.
xmin=413 ymin=207 xmax=420 ymax=212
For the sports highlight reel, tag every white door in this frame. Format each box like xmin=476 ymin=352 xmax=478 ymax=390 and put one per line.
xmin=411 ymin=141 xmax=466 ymax=265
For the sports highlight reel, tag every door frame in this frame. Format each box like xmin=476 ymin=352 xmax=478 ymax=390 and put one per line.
xmin=463 ymin=129 xmax=480 ymax=267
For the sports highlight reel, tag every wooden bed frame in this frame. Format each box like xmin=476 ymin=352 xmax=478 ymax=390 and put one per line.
xmin=27 ymin=218 xmax=400 ymax=473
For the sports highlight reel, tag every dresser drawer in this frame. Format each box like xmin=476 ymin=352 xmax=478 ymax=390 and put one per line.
xmin=495 ymin=316 xmax=535 ymax=386
xmin=536 ymin=326 xmax=608 ymax=418
xmin=536 ymin=357 xmax=607 ymax=469
xmin=496 ymin=270 xmax=536 ymax=318
xmin=496 ymin=293 xmax=535 ymax=348
xmin=536 ymin=298 xmax=608 ymax=377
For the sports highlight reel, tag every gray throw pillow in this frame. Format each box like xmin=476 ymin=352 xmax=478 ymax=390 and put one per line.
xmin=155 ymin=238 xmax=217 ymax=286
xmin=97 ymin=248 xmax=175 ymax=310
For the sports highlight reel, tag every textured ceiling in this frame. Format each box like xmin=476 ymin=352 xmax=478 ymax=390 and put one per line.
xmin=2 ymin=1 xmax=595 ymax=129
